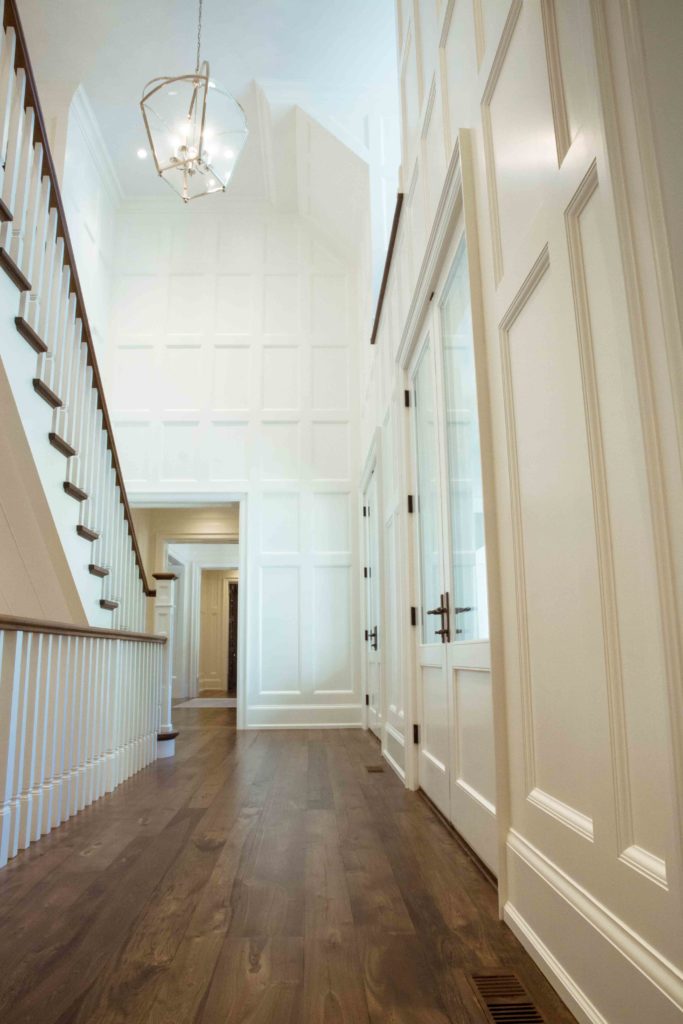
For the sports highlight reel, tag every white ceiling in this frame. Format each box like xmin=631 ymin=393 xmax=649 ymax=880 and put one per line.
xmin=20 ymin=0 xmax=398 ymax=199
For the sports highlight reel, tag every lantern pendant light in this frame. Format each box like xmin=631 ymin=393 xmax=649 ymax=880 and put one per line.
xmin=140 ymin=0 xmax=248 ymax=202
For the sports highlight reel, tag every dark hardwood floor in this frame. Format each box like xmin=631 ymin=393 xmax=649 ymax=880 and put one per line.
xmin=0 ymin=709 xmax=577 ymax=1023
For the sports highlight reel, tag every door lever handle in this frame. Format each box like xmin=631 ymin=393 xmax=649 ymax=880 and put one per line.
xmin=368 ymin=626 xmax=378 ymax=651
xmin=454 ymin=606 xmax=473 ymax=615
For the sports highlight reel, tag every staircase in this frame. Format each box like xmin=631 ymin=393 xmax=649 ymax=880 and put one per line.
xmin=0 ymin=0 xmax=167 ymax=871
xmin=0 ymin=0 xmax=151 ymax=630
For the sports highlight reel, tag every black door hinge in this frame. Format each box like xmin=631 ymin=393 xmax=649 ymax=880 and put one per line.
xmin=413 ymin=723 xmax=420 ymax=744
xmin=364 ymin=566 xmax=368 ymax=578
xmin=410 ymin=606 xmax=417 ymax=626
xmin=364 ymin=629 xmax=369 ymax=641
xmin=429 ymin=290 xmax=435 ymax=302
xmin=363 ymin=505 xmax=367 ymax=517
xmin=365 ymin=694 xmax=370 ymax=706
xmin=407 ymin=494 xmax=414 ymax=514
xmin=404 ymin=389 xmax=410 ymax=408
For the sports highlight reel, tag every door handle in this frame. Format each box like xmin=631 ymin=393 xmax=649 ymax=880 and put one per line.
xmin=427 ymin=593 xmax=450 ymax=643
xmin=454 ymin=606 xmax=472 ymax=615
xmin=368 ymin=626 xmax=378 ymax=651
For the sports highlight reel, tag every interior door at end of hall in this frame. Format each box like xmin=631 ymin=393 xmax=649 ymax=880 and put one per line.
xmin=409 ymin=333 xmax=451 ymax=817
xmin=364 ymin=469 xmax=382 ymax=738
xmin=439 ymin=236 xmax=497 ymax=875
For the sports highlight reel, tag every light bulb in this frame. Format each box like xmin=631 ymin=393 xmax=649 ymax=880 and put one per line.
xmin=224 ymin=147 xmax=235 ymax=159
xmin=137 ymin=148 xmax=148 ymax=159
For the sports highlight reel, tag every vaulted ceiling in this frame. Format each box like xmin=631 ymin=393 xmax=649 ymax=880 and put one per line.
xmin=20 ymin=0 xmax=397 ymax=199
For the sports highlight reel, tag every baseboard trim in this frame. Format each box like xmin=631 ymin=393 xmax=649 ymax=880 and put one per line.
xmin=246 ymin=703 xmax=363 ymax=729
xmin=504 ymin=903 xmax=608 ymax=1024
xmin=507 ymin=829 xmax=683 ymax=1022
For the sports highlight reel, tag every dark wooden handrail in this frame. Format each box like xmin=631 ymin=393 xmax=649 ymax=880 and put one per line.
xmin=0 ymin=613 xmax=166 ymax=643
xmin=3 ymin=0 xmax=154 ymax=597
xmin=370 ymin=192 xmax=403 ymax=345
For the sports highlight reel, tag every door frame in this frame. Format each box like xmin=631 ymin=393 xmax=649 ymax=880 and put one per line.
xmin=359 ymin=431 xmax=384 ymax=740
xmin=397 ymin=132 xmax=511 ymax=907
xmin=132 ymin=493 xmax=248 ymax=731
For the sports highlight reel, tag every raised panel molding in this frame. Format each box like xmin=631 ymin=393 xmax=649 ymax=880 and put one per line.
xmin=506 ymin=830 xmax=683 ymax=1021
xmin=540 ymin=0 xmax=571 ymax=165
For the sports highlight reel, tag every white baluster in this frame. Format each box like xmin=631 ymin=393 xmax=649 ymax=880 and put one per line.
xmin=0 ymin=630 xmax=22 ymax=867
xmin=0 ymin=65 xmax=25 ymax=236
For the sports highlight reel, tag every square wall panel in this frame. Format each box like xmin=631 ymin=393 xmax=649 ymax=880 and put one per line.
xmin=264 ymin=274 xmax=300 ymax=334
xmin=161 ymin=422 xmax=200 ymax=481
xmin=311 ymin=422 xmax=350 ymax=481
xmin=260 ymin=421 xmax=300 ymax=481
xmin=262 ymin=346 xmax=300 ymax=411
xmin=218 ymin=217 xmax=263 ymax=269
xmin=116 ymin=218 xmax=165 ymax=274
xmin=260 ymin=566 xmax=300 ymax=692
xmin=215 ymin=275 xmax=255 ymax=335
xmin=313 ymin=566 xmax=351 ymax=692
xmin=261 ymin=493 xmax=300 ymax=554
xmin=212 ymin=346 xmax=251 ymax=411
xmin=170 ymin=218 xmax=217 ymax=273
xmin=160 ymin=345 xmax=203 ymax=411
xmin=265 ymin=219 xmax=300 ymax=266
xmin=312 ymin=493 xmax=350 ymax=553
xmin=208 ymin=422 xmax=248 ymax=481
xmin=311 ymin=274 xmax=347 ymax=339
xmin=111 ymin=346 xmax=154 ymax=412
xmin=312 ymin=347 xmax=349 ymax=411
xmin=113 ymin=421 xmax=152 ymax=483
xmin=113 ymin=275 xmax=164 ymax=335
xmin=167 ymin=275 xmax=210 ymax=335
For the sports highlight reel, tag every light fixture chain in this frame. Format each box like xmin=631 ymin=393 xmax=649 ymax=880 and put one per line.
xmin=195 ymin=0 xmax=203 ymax=72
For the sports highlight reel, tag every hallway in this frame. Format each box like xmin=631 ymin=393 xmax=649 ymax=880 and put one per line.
xmin=0 ymin=709 xmax=575 ymax=1024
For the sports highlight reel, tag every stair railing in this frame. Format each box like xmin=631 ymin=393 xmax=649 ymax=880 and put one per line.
xmin=0 ymin=0 xmax=153 ymax=630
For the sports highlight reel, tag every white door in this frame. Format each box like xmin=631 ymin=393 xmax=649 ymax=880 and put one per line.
xmin=438 ymin=238 xmax=497 ymax=874
xmin=409 ymin=333 xmax=451 ymax=817
xmin=409 ymin=230 xmax=497 ymax=871
xmin=363 ymin=469 xmax=382 ymax=738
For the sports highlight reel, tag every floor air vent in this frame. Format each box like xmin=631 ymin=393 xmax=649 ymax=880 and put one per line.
xmin=366 ymin=764 xmax=385 ymax=773
xmin=470 ymin=971 xmax=545 ymax=1023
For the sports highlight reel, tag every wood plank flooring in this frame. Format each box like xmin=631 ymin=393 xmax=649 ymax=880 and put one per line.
xmin=0 ymin=708 xmax=577 ymax=1023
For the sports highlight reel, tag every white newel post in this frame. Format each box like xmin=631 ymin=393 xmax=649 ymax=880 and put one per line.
xmin=153 ymin=573 xmax=179 ymax=759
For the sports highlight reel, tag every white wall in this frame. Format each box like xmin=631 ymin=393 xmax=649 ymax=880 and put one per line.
xmin=62 ymin=88 xmax=121 ymax=358
xmin=106 ymin=202 xmax=362 ymax=727
xmin=360 ymin=1 xmax=683 ymax=1022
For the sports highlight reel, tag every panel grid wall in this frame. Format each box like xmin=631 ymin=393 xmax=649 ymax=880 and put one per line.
xmin=108 ymin=205 xmax=361 ymax=727
xmin=360 ymin=1 xmax=683 ymax=1021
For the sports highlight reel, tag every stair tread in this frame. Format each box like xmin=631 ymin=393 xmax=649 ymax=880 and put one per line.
xmin=63 ymin=481 xmax=88 ymax=502
xmin=0 ymin=247 xmax=31 ymax=291
xmin=89 ymin=564 xmax=109 ymax=578
xmin=49 ymin=432 xmax=76 ymax=458
xmin=16 ymin=316 xmax=47 ymax=354
xmin=99 ymin=599 xmax=119 ymax=610
xmin=33 ymin=378 xmax=62 ymax=409
xmin=76 ymin=524 xmax=100 ymax=542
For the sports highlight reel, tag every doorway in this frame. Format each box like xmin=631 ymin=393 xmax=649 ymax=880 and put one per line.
xmin=198 ymin=567 xmax=239 ymax=703
xmin=408 ymin=227 xmax=497 ymax=874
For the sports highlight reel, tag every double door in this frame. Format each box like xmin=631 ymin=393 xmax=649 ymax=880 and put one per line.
xmin=409 ymin=231 xmax=497 ymax=873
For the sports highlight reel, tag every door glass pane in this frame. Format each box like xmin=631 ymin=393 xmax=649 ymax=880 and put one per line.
xmin=413 ymin=338 xmax=443 ymax=643
xmin=441 ymin=240 xmax=489 ymax=641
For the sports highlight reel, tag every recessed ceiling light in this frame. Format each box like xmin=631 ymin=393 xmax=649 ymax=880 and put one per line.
xmin=137 ymin=148 xmax=148 ymax=159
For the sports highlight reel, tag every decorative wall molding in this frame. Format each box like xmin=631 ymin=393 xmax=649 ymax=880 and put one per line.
xmin=565 ymin=157 xmax=636 ymax=859
xmin=480 ymin=0 xmax=523 ymax=285
xmin=69 ymin=86 xmax=123 ymax=206
xmin=540 ymin=0 xmax=571 ymax=166
xmin=397 ymin=138 xmax=462 ymax=368
xmin=527 ymin=787 xmax=594 ymax=843
xmin=590 ymin=0 xmax=683 ymax=850
xmin=498 ymin=243 xmax=550 ymax=794
xmin=507 ymin=829 xmax=683 ymax=1015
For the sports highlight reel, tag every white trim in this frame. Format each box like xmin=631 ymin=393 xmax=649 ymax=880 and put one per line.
xmin=69 ymin=86 xmax=123 ymax=205
xmin=507 ymin=829 xmax=683 ymax=1013
xmin=504 ymin=903 xmax=609 ymax=1024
